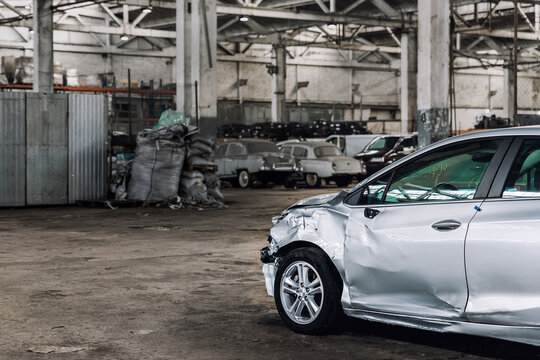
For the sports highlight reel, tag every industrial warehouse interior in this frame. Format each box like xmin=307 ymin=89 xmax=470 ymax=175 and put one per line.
xmin=3 ymin=0 xmax=540 ymax=358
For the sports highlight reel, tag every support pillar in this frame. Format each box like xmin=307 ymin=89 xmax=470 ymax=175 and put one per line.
xmin=33 ymin=0 xmax=53 ymax=93
xmin=400 ymin=31 xmax=417 ymax=134
xmin=271 ymin=44 xmax=286 ymax=123
xmin=503 ymin=64 xmax=516 ymax=120
xmin=192 ymin=0 xmax=217 ymax=137
xmin=417 ymin=0 xmax=450 ymax=147
xmin=177 ymin=0 xmax=216 ymax=137
xmin=176 ymin=0 xmax=192 ymax=119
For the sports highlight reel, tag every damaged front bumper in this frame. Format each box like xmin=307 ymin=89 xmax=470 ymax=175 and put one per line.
xmin=260 ymin=236 xmax=280 ymax=297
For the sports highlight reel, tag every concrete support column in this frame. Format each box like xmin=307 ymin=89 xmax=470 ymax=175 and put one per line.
xmin=33 ymin=0 xmax=53 ymax=93
xmin=400 ymin=31 xmax=417 ymax=134
xmin=176 ymin=0 xmax=192 ymax=118
xmin=417 ymin=0 xmax=450 ymax=147
xmin=503 ymin=64 xmax=516 ymax=120
xmin=271 ymin=44 xmax=286 ymax=123
xmin=192 ymin=0 xmax=217 ymax=137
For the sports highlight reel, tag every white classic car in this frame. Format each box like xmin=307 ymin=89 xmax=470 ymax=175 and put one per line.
xmin=280 ymin=142 xmax=363 ymax=187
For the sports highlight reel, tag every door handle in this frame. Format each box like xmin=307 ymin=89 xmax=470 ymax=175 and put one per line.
xmin=431 ymin=220 xmax=461 ymax=231
xmin=364 ymin=208 xmax=380 ymax=219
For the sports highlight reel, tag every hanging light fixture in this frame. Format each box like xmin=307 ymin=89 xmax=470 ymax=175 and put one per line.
xmin=240 ymin=16 xmax=249 ymax=22
xmin=120 ymin=34 xmax=129 ymax=41
xmin=143 ymin=1 xmax=153 ymax=14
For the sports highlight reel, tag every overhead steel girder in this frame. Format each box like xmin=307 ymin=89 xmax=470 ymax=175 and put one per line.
xmin=216 ymin=5 xmax=414 ymax=28
xmin=7 ymin=20 xmax=177 ymax=38
xmin=220 ymin=36 xmax=401 ymax=53
xmin=456 ymin=28 xmax=540 ymax=41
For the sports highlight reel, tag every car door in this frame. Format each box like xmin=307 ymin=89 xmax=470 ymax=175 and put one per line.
xmin=215 ymin=144 xmax=229 ymax=176
xmin=465 ymin=137 xmax=540 ymax=326
xmin=226 ymin=143 xmax=244 ymax=175
xmin=343 ymin=138 xmax=508 ymax=319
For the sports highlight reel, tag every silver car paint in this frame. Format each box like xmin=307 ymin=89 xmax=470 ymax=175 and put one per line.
xmin=283 ymin=143 xmax=362 ymax=178
xmin=215 ymin=141 xmax=296 ymax=178
xmin=263 ymin=126 xmax=540 ymax=346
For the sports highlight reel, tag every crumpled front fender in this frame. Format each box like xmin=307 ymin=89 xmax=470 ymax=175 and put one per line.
xmin=268 ymin=206 xmax=352 ymax=305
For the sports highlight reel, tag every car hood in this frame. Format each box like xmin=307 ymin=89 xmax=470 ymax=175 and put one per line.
xmin=317 ymin=155 xmax=357 ymax=163
xmin=287 ymin=192 xmax=340 ymax=210
xmin=355 ymin=149 xmax=386 ymax=158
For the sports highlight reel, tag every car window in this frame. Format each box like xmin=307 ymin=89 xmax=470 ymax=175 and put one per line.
xmin=282 ymin=146 xmax=292 ymax=155
xmin=328 ymin=137 xmax=338 ymax=146
xmin=356 ymin=173 xmax=392 ymax=205
xmin=383 ymin=139 xmax=501 ymax=203
xmin=365 ymin=137 xmax=400 ymax=151
xmin=292 ymin=147 xmax=307 ymax=158
xmin=314 ymin=146 xmax=342 ymax=157
xmin=503 ymin=139 xmax=540 ymax=198
xmin=246 ymin=142 xmax=279 ymax=153
xmin=227 ymin=143 xmax=244 ymax=156
xmin=216 ymin=144 xmax=228 ymax=157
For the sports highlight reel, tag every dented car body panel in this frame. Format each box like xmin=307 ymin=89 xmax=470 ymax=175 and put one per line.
xmin=262 ymin=126 xmax=540 ymax=346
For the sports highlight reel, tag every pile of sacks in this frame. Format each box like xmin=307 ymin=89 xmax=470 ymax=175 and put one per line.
xmin=180 ymin=134 xmax=224 ymax=205
xmin=124 ymin=124 xmax=224 ymax=207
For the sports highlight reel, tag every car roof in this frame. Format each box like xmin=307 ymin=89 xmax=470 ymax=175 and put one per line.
xmin=287 ymin=141 xmax=338 ymax=148
xmin=222 ymin=139 xmax=274 ymax=145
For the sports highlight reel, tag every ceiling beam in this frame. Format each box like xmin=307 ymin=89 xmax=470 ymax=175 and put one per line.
xmin=457 ymin=28 xmax=540 ymax=41
xmin=216 ymin=4 xmax=413 ymax=28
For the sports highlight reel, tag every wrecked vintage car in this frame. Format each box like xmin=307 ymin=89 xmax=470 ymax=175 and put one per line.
xmin=280 ymin=142 xmax=363 ymax=188
xmin=261 ymin=126 xmax=540 ymax=346
xmin=214 ymin=139 xmax=300 ymax=188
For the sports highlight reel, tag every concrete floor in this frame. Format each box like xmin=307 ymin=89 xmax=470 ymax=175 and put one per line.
xmin=1 ymin=187 xmax=539 ymax=359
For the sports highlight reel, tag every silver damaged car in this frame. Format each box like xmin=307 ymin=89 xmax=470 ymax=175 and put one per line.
xmin=261 ymin=126 xmax=540 ymax=346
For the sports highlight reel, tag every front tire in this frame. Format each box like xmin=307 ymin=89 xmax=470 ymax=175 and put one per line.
xmin=274 ymin=248 xmax=344 ymax=334
xmin=237 ymin=170 xmax=252 ymax=188
xmin=304 ymin=173 xmax=321 ymax=188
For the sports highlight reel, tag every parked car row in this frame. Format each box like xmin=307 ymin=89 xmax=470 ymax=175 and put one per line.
xmin=214 ymin=133 xmax=418 ymax=189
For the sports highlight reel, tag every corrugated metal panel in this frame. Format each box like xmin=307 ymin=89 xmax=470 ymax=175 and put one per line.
xmin=26 ymin=93 xmax=68 ymax=205
xmin=68 ymin=94 xmax=107 ymax=203
xmin=0 ymin=92 xmax=26 ymax=206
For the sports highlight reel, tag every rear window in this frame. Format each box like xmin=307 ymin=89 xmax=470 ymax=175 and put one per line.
xmin=314 ymin=146 xmax=342 ymax=157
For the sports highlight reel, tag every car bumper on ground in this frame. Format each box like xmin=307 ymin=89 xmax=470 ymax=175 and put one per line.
xmin=261 ymin=245 xmax=278 ymax=297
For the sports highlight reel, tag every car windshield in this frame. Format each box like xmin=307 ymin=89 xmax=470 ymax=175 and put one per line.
xmin=366 ymin=137 xmax=400 ymax=151
xmin=314 ymin=146 xmax=342 ymax=157
xmin=246 ymin=142 xmax=279 ymax=153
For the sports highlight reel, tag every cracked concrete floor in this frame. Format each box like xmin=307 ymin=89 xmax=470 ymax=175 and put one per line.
xmin=1 ymin=187 xmax=539 ymax=359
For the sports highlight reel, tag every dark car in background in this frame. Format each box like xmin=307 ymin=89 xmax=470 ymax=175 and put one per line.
xmin=384 ymin=134 xmax=418 ymax=165
xmin=353 ymin=135 xmax=401 ymax=176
